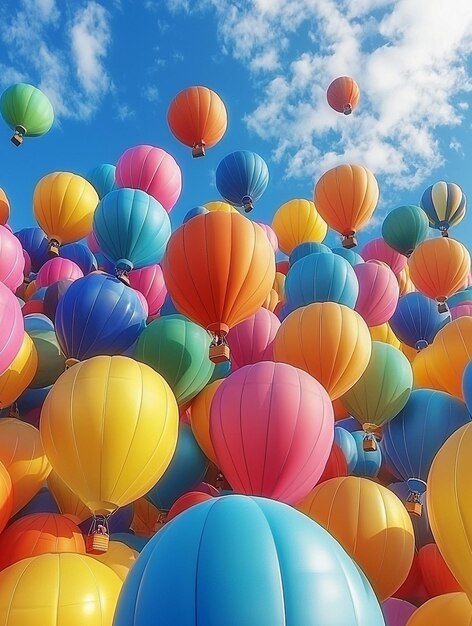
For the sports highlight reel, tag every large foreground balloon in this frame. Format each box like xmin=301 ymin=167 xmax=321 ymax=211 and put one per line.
xmin=382 ymin=205 xmax=429 ymax=257
xmin=210 ymin=362 xmax=334 ymax=504
xmin=0 ymin=83 xmax=54 ymax=145
xmin=215 ymin=150 xmax=269 ymax=212
xmin=327 ymin=76 xmax=360 ymax=114
xmin=40 ymin=356 xmax=179 ymax=517
xmin=114 ymin=496 xmax=385 ymax=626
xmin=271 ymin=199 xmax=328 ymax=255
xmin=420 ymin=181 xmax=466 ymax=235
xmin=167 ymin=86 xmax=227 ymax=157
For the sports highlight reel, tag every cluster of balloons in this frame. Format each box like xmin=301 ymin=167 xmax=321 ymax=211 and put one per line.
xmin=0 ymin=78 xmax=471 ymax=626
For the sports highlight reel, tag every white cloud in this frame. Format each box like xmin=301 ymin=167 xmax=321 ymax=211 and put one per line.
xmin=115 ymin=104 xmax=135 ymax=120
xmin=168 ymin=0 xmax=472 ymax=191
xmin=449 ymin=138 xmax=463 ymax=154
xmin=142 ymin=85 xmax=159 ymax=102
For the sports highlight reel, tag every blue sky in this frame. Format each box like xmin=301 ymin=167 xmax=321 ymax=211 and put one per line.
xmin=0 ymin=0 xmax=472 ymax=253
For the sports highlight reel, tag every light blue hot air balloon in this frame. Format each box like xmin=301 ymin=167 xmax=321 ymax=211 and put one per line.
xmin=85 ymin=164 xmax=117 ymax=199
xmin=215 ymin=150 xmax=269 ymax=213
xmin=420 ymin=181 xmax=466 ymax=236
xmin=289 ymin=242 xmax=332 ymax=266
xmin=331 ymin=246 xmax=364 ymax=267
xmin=183 ymin=205 xmax=209 ymax=223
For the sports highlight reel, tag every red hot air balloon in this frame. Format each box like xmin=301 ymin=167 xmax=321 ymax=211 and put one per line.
xmin=210 ymin=361 xmax=334 ymax=504
xmin=327 ymin=76 xmax=360 ymax=115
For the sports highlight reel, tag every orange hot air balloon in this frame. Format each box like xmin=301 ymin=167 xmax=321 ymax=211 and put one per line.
xmin=167 ymin=86 xmax=228 ymax=158
xmin=131 ymin=497 xmax=162 ymax=538
xmin=47 ymin=470 xmax=91 ymax=524
xmin=408 ymin=238 xmax=470 ymax=312
xmin=402 ymin=342 xmax=418 ymax=364
xmin=0 ymin=188 xmax=10 ymax=225
xmin=162 ymin=212 xmax=275 ymax=363
xmin=271 ymin=199 xmax=328 ymax=256
xmin=262 ymin=288 xmax=279 ymax=312
xmin=314 ymin=164 xmax=379 ymax=248
xmin=327 ymin=76 xmax=360 ymax=115
xmin=0 ymin=462 xmax=12 ymax=535
xmin=189 ymin=380 xmax=223 ymax=465
xmin=429 ymin=317 xmax=472 ymax=399
xmin=273 ymin=302 xmax=372 ymax=400
xmin=0 ymin=513 xmax=85 ymax=571
xmin=332 ymin=397 xmax=349 ymax=420
xmin=298 ymin=476 xmax=415 ymax=601
xmin=411 ymin=344 xmax=445 ymax=391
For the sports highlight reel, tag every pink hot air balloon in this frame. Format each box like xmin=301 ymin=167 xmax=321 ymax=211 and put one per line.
xmin=256 ymin=222 xmax=278 ymax=253
xmin=361 ymin=238 xmax=407 ymax=276
xmin=116 ymin=145 xmax=182 ymax=212
xmin=35 ymin=258 xmax=83 ymax=289
xmin=210 ymin=361 xmax=334 ymax=504
xmin=0 ymin=281 xmax=24 ymax=375
xmin=0 ymin=225 xmax=25 ymax=292
xmin=354 ymin=260 xmax=400 ymax=326
xmin=227 ymin=308 xmax=280 ymax=370
xmin=23 ymin=250 xmax=32 ymax=278
xmin=381 ymin=598 xmax=416 ymax=626
xmin=129 ymin=264 xmax=167 ymax=317
xmin=451 ymin=302 xmax=472 ymax=320
xmin=194 ymin=482 xmax=219 ymax=496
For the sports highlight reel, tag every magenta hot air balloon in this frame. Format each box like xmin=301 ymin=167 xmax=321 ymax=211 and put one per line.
xmin=361 ymin=238 xmax=407 ymax=276
xmin=227 ymin=308 xmax=280 ymax=370
xmin=451 ymin=302 xmax=472 ymax=320
xmin=129 ymin=264 xmax=167 ymax=318
xmin=381 ymin=598 xmax=416 ymax=626
xmin=0 ymin=280 xmax=24 ymax=375
xmin=256 ymin=222 xmax=278 ymax=253
xmin=116 ymin=145 xmax=182 ymax=212
xmin=0 ymin=225 xmax=25 ymax=292
xmin=35 ymin=258 xmax=83 ymax=289
xmin=210 ymin=361 xmax=334 ymax=504
xmin=354 ymin=260 xmax=400 ymax=326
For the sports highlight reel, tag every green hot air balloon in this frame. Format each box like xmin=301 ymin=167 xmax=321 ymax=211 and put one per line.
xmin=0 ymin=83 xmax=54 ymax=146
xmin=341 ymin=341 xmax=413 ymax=451
xmin=134 ymin=314 xmax=215 ymax=406
xmin=381 ymin=205 xmax=429 ymax=257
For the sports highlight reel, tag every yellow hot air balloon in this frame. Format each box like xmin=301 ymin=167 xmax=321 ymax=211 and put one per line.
xmin=189 ymin=380 xmax=224 ymax=465
xmin=0 ymin=419 xmax=51 ymax=515
xmin=406 ymin=593 xmax=472 ymax=626
xmin=204 ymin=200 xmax=237 ymax=213
xmin=47 ymin=470 xmax=91 ymax=524
xmin=91 ymin=541 xmax=138 ymax=582
xmin=369 ymin=322 xmax=401 ymax=349
xmin=0 ymin=332 xmax=37 ymax=409
xmin=33 ymin=172 xmax=99 ymax=254
xmin=273 ymin=302 xmax=372 ymax=399
xmin=428 ymin=317 xmax=472 ymax=399
xmin=40 ymin=355 xmax=179 ymax=552
xmin=0 ymin=552 xmax=122 ymax=626
xmin=131 ymin=497 xmax=162 ymax=538
xmin=273 ymin=272 xmax=286 ymax=303
xmin=271 ymin=199 xmax=328 ymax=256
xmin=262 ymin=288 xmax=279 ymax=312
xmin=427 ymin=422 xmax=472 ymax=601
xmin=298 ymin=476 xmax=415 ymax=601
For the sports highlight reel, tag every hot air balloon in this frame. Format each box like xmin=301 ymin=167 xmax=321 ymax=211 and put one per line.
xmin=0 ymin=188 xmax=10 ymax=225
xmin=35 ymin=257 xmax=83 ymax=288
xmin=33 ymin=172 xmax=99 ymax=255
xmin=129 ymin=263 xmax=167 ymax=317
xmin=167 ymin=86 xmax=227 ymax=157
xmin=407 ymin=593 xmax=472 ymax=626
xmin=418 ymin=543 xmax=462 ymax=597
xmin=298 ymin=477 xmax=415 ymax=601
xmin=382 ymin=205 xmax=429 ymax=257
xmin=334 ymin=427 xmax=358 ymax=473
xmin=131 ymin=497 xmax=161 ymax=538
xmin=215 ymin=150 xmax=269 ymax=213
xmin=42 ymin=279 xmax=74 ymax=321
xmin=314 ymin=164 xmax=379 ymax=248
xmin=361 ymin=238 xmax=407 ymax=275
xmin=389 ymin=292 xmax=450 ymax=350
xmin=327 ymin=76 xmax=360 ymax=115
xmin=420 ymin=181 xmax=466 ymax=236
xmin=0 ymin=281 xmax=24 ymax=376
xmin=85 ymin=163 xmax=117 ymax=199
xmin=381 ymin=598 xmax=416 ymax=626
xmin=369 ymin=322 xmax=401 ymax=349
xmin=274 ymin=302 xmax=372 ymax=399
xmin=204 ymin=200 xmax=237 ymax=213
xmin=162 ymin=211 xmax=275 ymax=363
xmin=26 ymin=321 xmax=65 ymax=388
xmin=354 ymin=260 xmax=400 ymax=326
xmin=14 ymin=227 xmax=49 ymax=272
xmin=60 ymin=243 xmax=97 ymax=275
xmin=383 ymin=389 xmax=470 ymax=516
xmin=115 ymin=144 xmax=182 ymax=212
xmin=210 ymin=361 xmax=334 ymax=504
xmin=226 ymin=308 xmax=280 ymax=370
xmin=93 ymin=188 xmax=171 ymax=283
xmin=114 ymin=496 xmax=385 ymax=626
xmin=430 ymin=317 xmax=472 ymax=399
xmin=0 ymin=332 xmax=37 ymax=409
xmin=289 ymin=241 xmax=331 ymax=266
xmin=408 ymin=238 xmax=470 ymax=312
xmin=0 ymin=83 xmax=54 ymax=145
xmin=166 ymin=491 xmax=213 ymax=522
xmin=272 ymin=199 xmax=328 ymax=255
xmin=0 ymin=463 xmax=12 ymax=534
xmin=40 ymin=356 xmax=178 ymax=553
xmin=351 ymin=430 xmax=383 ymax=477
xmin=0 ymin=225 xmax=25 ymax=292
xmin=183 ymin=205 xmax=209 ymax=223
xmin=188 ymin=379 xmax=223 ymax=465
xmin=47 ymin=470 xmax=91 ymax=525
xmin=332 ymin=246 xmax=365 ymax=266
xmin=91 ymin=540 xmax=138 ymax=582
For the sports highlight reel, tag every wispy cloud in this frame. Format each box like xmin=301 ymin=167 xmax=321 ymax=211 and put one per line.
xmin=168 ymin=0 xmax=472 ymax=191
xmin=115 ymin=104 xmax=135 ymax=120
xmin=142 ymin=85 xmax=160 ymax=102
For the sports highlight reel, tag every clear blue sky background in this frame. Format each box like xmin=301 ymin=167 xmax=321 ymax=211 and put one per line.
xmin=0 ymin=0 xmax=471 ymax=254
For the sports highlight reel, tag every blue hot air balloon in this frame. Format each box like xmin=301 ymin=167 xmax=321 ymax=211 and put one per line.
xmin=55 ymin=273 xmax=147 ymax=365
xmin=113 ymin=496 xmax=385 ymax=626
xmin=331 ymin=246 xmax=364 ymax=267
xmin=382 ymin=389 xmax=471 ymax=514
xmin=9 ymin=487 xmax=60 ymax=524
xmin=85 ymin=163 xmax=117 ymax=199
xmin=24 ymin=313 xmax=54 ymax=333
xmin=289 ymin=242 xmax=332 ymax=266
xmin=215 ymin=150 xmax=269 ymax=213
xmin=351 ymin=431 xmax=382 ymax=478
xmin=146 ymin=423 xmax=208 ymax=513
xmin=92 ymin=188 xmax=171 ymax=280
xmin=60 ymin=243 xmax=97 ymax=275
xmin=183 ymin=205 xmax=209 ymax=223
xmin=159 ymin=294 xmax=180 ymax=317
xmin=14 ymin=227 xmax=49 ymax=273
xmin=94 ymin=252 xmax=115 ymax=274
xmin=285 ymin=252 xmax=359 ymax=313
xmin=389 ymin=292 xmax=450 ymax=350
xmin=334 ymin=427 xmax=358 ymax=474
xmin=420 ymin=181 xmax=466 ymax=235
xmin=448 ymin=285 xmax=472 ymax=309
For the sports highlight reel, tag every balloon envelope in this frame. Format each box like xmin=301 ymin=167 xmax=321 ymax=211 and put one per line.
xmin=216 ymin=150 xmax=269 ymax=210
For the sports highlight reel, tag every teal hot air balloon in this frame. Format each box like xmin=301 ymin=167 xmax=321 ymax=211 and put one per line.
xmin=381 ymin=205 xmax=429 ymax=257
xmin=85 ymin=164 xmax=117 ymax=199
xmin=134 ymin=314 xmax=215 ymax=406
xmin=0 ymin=83 xmax=54 ymax=146
xmin=92 ymin=188 xmax=171 ymax=283
xmin=420 ymin=181 xmax=466 ymax=236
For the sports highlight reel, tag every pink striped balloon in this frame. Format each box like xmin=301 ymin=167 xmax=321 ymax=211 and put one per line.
xmin=35 ymin=258 xmax=83 ymax=289
xmin=381 ymin=598 xmax=416 ymax=626
xmin=129 ymin=264 xmax=167 ymax=317
xmin=0 ymin=225 xmax=25 ymax=292
xmin=0 ymin=280 xmax=24 ymax=375
xmin=451 ymin=302 xmax=472 ymax=320
xmin=116 ymin=144 xmax=182 ymax=212
xmin=354 ymin=260 xmax=400 ymax=326
xmin=256 ymin=222 xmax=278 ymax=253
xmin=210 ymin=361 xmax=334 ymax=504
xmin=227 ymin=308 xmax=280 ymax=370
xmin=361 ymin=238 xmax=407 ymax=275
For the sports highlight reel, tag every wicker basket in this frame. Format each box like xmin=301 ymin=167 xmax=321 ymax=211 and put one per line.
xmin=209 ymin=344 xmax=230 ymax=363
xmin=406 ymin=501 xmax=422 ymax=517
xmin=86 ymin=532 xmax=110 ymax=555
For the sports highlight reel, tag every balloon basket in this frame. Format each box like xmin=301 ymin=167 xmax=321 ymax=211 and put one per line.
xmin=437 ymin=301 xmax=448 ymax=314
xmin=192 ymin=144 xmax=205 ymax=158
xmin=440 ymin=230 xmax=449 ymax=238
xmin=85 ymin=533 xmax=109 ymax=554
xmin=48 ymin=240 xmax=60 ymax=256
xmin=244 ymin=204 xmax=254 ymax=213
xmin=210 ymin=344 xmax=230 ymax=363
xmin=65 ymin=358 xmax=80 ymax=369
xmin=343 ymin=104 xmax=353 ymax=115
xmin=116 ymin=272 xmax=130 ymax=286
xmin=11 ymin=125 xmax=26 ymax=146
xmin=342 ymin=234 xmax=357 ymax=249
xmin=363 ymin=438 xmax=377 ymax=452
xmin=406 ymin=500 xmax=422 ymax=517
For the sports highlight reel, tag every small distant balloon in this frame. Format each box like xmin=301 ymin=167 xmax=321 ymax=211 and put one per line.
xmin=327 ymin=76 xmax=360 ymax=115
